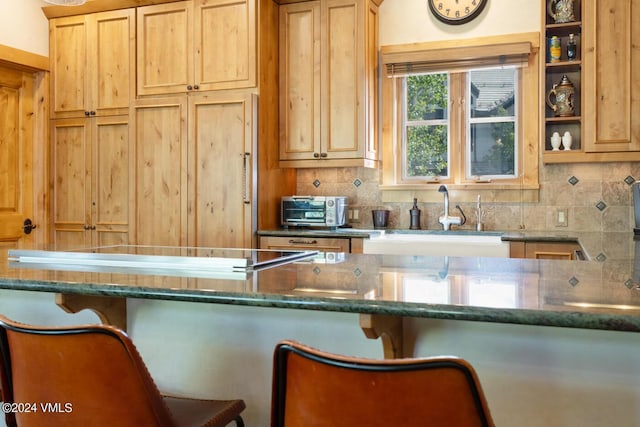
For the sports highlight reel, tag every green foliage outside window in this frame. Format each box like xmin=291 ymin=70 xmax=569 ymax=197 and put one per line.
xmin=405 ymin=74 xmax=448 ymax=178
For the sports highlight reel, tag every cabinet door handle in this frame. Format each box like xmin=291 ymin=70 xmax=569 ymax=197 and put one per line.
xmin=288 ymin=239 xmax=318 ymax=245
xmin=243 ymin=152 xmax=251 ymax=204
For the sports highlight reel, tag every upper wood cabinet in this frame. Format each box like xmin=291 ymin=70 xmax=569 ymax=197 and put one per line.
xmin=279 ymin=0 xmax=381 ymax=168
xmin=582 ymin=0 xmax=640 ymax=153
xmin=136 ymin=0 xmax=257 ymax=96
xmin=543 ymin=0 xmax=640 ymax=163
xmin=49 ymin=9 xmax=135 ymax=119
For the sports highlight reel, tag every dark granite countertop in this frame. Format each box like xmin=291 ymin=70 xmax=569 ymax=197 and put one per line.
xmin=258 ymin=228 xmax=581 ymax=243
xmin=1 ymin=247 xmax=640 ymax=333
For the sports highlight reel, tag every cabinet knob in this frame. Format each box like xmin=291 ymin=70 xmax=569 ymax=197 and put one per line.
xmin=90 ymin=111 xmax=96 ymax=116
xmin=84 ymin=111 xmax=90 ymax=116
xmin=193 ymin=84 xmax=199 ymax=90
xmin=187 ymin=85 xmax=193 ymax=90
xmin=320 ymin=152 xmax=328 ymax=158
xmin=313 ymin=153 xmax=320 ymax=158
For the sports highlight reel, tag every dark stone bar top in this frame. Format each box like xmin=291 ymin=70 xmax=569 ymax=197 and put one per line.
xmin=1 ymin=247 xmax=640 ymax=333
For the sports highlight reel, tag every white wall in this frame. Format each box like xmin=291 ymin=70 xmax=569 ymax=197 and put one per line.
xmin=0 ymin=0 xmax=49 ymax=56
xmin=379 ymin=0 xmax=540 ymax=45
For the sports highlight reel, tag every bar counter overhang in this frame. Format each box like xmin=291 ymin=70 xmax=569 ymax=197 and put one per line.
xmin=2 ymin=245 xmax=640 ymax=359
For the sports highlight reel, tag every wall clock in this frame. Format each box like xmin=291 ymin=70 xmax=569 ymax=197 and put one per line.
xmin=428 ymin=0 xmax=488 ymax=25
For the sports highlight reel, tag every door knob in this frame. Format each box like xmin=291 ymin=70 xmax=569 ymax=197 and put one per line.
xmin=23 ymin=219 xmax=37 ymax=235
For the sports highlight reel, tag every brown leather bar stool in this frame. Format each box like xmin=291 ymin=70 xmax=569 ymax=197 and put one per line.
xmin=271 ymin=340 xmax=495 ymax=427
xmin=0 ymin=315 xmax=245 ymax=427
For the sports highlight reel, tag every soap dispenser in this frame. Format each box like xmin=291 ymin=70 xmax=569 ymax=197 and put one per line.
xmin=410 ymin=198 xmax=421 ymax=230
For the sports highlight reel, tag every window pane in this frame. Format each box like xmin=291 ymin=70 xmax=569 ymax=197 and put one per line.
xmin=406 ymin=125 xmax=448 ymax=177
xmin=470 ymin=68 xmax=515 ymax=118
xmin=469 ymin=122 xmax=515 ymax=176
xmin=406 ymin=74 xmax=448 ymax=120
xmin=468 ymin=67 xmax=517 ymax=178
xmin=404 ymin=73 xmax=449 ymax=179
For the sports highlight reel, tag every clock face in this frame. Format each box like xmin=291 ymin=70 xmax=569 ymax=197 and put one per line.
xmin=428 ymin=0 xmax=488 ymax=25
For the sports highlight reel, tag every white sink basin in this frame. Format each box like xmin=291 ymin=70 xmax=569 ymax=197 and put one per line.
xmin=362 ymin=231 xmax=510 ymax=258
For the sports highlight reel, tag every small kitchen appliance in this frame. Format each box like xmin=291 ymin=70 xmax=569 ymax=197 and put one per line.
xmin=281 ymin=196 xmax=348 ymax=228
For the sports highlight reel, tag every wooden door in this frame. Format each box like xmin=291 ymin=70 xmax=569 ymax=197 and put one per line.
xmin=188 ymin=92 xmax=256 ymax=248
xmin=50 ymin=15 xmax=87 ymax=118
xmin=195 ymin=0 xmax=256 ymax=91
xmin=0 ymin=67 xmax=35 ymax=247
xmin=322 ymin=0 xmax=364 ymax=159
xmin=88 ymin=9 xmax=135 ymax=117
xmin=137 ymin=1 xmax=193 ymax=96
xmin=279 ymin=1 xmax=321 ymax=161
xmin=92 ymin=115 xmax=131 ymax=247
xmin=51 ymin=118 xmax=91 ymax=249
xmin=131 ymin=97 xmax=188 ymax=246
xmin=583 ymin=0 xmax=640 ymax=152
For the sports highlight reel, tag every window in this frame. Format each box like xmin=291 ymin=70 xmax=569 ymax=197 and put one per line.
xmin=380 ymin=34 xmax=540 ymax=201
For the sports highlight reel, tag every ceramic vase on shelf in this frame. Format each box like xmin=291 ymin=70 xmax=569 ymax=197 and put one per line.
xmin=562 ymin=131 xmax=572 ymax=150
xmin=546 ymin=74 xmax=575 ymax=117
xmin=547 ymin=0 xmax=575 ymax=24
xmin=550 ymin=132 xmax=561 ymax=151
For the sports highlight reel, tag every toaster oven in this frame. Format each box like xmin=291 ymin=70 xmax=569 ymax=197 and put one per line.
xmin=281 ymin=196 xmax=348 ymax=228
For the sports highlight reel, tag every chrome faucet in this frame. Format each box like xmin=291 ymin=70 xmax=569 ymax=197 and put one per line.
xmin=438 ymin=185 xmax=466 ymax=231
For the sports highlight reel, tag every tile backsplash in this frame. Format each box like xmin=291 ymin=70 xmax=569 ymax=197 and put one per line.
xmin=296 ymin=162 xmax=640 ymax=260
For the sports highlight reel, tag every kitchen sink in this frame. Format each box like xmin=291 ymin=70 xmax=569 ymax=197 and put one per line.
xmin=362 ymin=230 xmax=510 ymax=257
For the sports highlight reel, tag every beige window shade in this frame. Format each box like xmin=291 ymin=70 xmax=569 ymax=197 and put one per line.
xmin=382 ymin=42 xmax=532 ymax=77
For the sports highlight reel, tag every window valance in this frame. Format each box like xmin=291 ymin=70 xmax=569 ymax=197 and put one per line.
xmin=381 ymin=41 xmax=532 ymax=77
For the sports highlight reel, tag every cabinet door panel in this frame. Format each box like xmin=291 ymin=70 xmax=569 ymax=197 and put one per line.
xmin=583 ymin=0 xmax=640 ymax=152
xmin=324 ymin=0 xmax=361 ymax=157
xmin=196 ymin=0 xmax=256 ymax=90
xmin=50 ymin=16 xmax=87 ymax=117
xmin=91 ymin=10 xmax=135 ymax=116
xmin=279 ymin=2 xmax=321 ymax=160
xmin=132 ymin=98 xmax=188 ymax=246
xmin=137 ymin=2 xmax=193 ymax=95
xmin=94 ymin=116 xmax=130 ymax=245
xmin=51 ymin=119 xmax=91 ymax=249
xmin=188 ymin=93 xmax=256 ymax=248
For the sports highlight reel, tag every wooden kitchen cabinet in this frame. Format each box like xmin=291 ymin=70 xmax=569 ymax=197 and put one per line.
xmin=510 ymin=241 xmax=582 ymax=260
xmin=49 ymin=9 xmax=135 ymax=119
xmin=51 ymin=116 xmax=131 ymax=249
xmin=131 ymin=92 xmax=256 ymax=248
xmin=278 ymin=0 xmax=381 ymax=168
xmin=542 ymin=0 xmax=640 ymax=163
xmin=581 ymin=0 xmax=640 ymax=153
xmin=136 ymin=0 xmax=256 ymax=96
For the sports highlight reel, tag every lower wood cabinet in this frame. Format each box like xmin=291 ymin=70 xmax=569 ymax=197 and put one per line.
xmin=259 ymin=236 xmax=363 ymax=253
xmin=51 ymin=115 xmax=131 ymax=249
xmin=510 ymin=241 xmax=583 ymax=260
xmin=131 ymin=92 xmax=256 ymax=248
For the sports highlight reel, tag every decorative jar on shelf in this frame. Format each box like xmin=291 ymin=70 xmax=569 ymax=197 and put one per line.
xmin=547 ymin=0 xmax=575 ymax=24
xmin=550 ymin=132 xmax=562 ymax=151
xmin=546 ymin=74 xmax=575 ymax=117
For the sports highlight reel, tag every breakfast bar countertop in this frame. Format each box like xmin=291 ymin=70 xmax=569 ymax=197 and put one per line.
xmin=1 ymin=246 xmax=640 ymax=333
